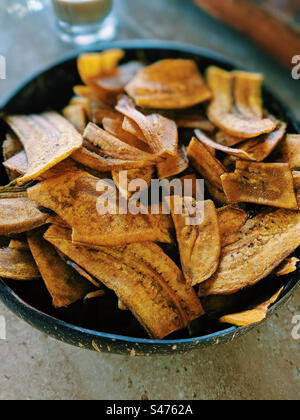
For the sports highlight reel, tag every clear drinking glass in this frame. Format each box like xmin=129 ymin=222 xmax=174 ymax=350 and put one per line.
xmin=51 ymin=0 xmax=118 ymax=46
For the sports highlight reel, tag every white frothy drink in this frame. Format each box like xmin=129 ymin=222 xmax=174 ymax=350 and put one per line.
xmin=52 ymin=0 xmax=113 ymax=26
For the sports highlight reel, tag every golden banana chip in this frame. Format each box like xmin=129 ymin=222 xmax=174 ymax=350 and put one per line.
xmin=207 ymin=67 xmax=276 ymax=138
xmin=116 ymin=95 xmax=178 ymax=156
xmin=0 ymin=195 xmax=48 ymax=235
xmin=2 ymin=132 xmax=23 ymax=161
xmin=5 ymin=112 xmax=83 ymax=184
xmin=187 ymin=137 xmax=226 ymax=190
xmin=219 ymin=288 xmax=284 ymax=327
xmin=63 ymin=104 xmax=87 ymax=134
xmin=221 ymin=161 xmax=298 ymax=210
xmin=28 ymin=169 xmax=172 ymax=247
xmin=112 ymin=166 xmax=155 ymax=199
xmin=171 ymin=197 xmax=221 ymax=286
xmin=28 ymin=231 xmax=92 ymax=308
xmin=99 ymin=61 xmax=144 ymax=91
xmin=239 ymin=122 xmax=287 ymax=162
xmin=77 ymin=49 xmax=125 ymax=86
xmin=3 ymin=150 xmax=28 ymax=176
xmin=44 ymin=224 xmax=204 ymax=339
xmin=77 ymin=51 xmax=142 ymax=106
xmin=199 ymin=210 xmax=300 ymax=296
xmin=215 ymin=131 xmax=245 ymax=147
xmin=9 ymin=239 xmax=29 ymax=251
xmin=102 ymin=117 xmax=152 ymax=152
xmin=125 ymin=59 xmax=212 ymax=109
xmin=176 ymin=114 xmax=215 ymax=132
xmin=217 ymin=205 xmax=248 ymax=247
xmin=0 ymin=240 xmax=40 ymax=280
xmin=195 ymin=129 xmax=256 ymax=161
xmin=72 ymin=146 xmax=154 ymax=172
xmin=279 ymin=134 xmax=300 ymax=169
xmin=84 ymin=290 xmax=107 ymax=301
xmin=2 ymin=132 xmax=24 ymax=180
xmin=233 ymin=71 xmax=264 ymax=119
xmin=276 ymin=257 xmax=299 ymax=276
xmin=83 ymin=122 xmax=160 ymax=164
xmin=87 ymin=99 xmax=121 ymax=124
xmin=157 ymin=146 xmax=189 ymax=179
xmin=122 ymin=116 xmax=148 ymax=143
xmin=293 ymin=171 xmax=300 ymax=208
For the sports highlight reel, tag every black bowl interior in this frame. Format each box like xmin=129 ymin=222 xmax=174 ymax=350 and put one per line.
xmin=0 ymin=41 xmax=300 ymax=353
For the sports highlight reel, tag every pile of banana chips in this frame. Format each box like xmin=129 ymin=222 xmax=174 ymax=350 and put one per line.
xmin=1 ymin=49 xmax=299 ymax=339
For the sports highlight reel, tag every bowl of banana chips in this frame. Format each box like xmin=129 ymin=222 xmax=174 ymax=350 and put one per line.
xmin=0 ymin=40 xmax=299 ymax=355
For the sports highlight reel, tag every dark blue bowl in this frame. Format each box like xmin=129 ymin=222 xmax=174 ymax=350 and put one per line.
xmin=0 ymin=40 xmax=299 ymax=355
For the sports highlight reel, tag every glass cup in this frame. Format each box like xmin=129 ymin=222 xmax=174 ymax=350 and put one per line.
xmin=51 ymin=0 xmax=118 ymax=46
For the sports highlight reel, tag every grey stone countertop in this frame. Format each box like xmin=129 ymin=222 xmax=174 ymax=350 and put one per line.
xmin=0 ymin=0 xmax=299 ymax=401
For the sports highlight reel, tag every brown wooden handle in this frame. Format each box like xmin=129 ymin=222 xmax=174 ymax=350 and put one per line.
xmin=193 ymin=0 xmax=300 ymax=69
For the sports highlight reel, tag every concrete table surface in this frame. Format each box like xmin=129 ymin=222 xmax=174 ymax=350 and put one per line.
xmin=0 ymin=0 xmax=300 ymax=400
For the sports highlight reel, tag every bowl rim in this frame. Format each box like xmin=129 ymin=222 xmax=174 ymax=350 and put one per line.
xmin=0 ymin=39 xmax=299 ymax=348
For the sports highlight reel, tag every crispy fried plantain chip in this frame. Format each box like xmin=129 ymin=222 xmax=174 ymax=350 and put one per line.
xmin=84 ymin=290 xmax=107 ymax=301
xmin=221 ymin=161 xmax=298 ymax=210
xmin=98 ymin=61 xmax=144 ymax=91
xmin=9 ymin=239 xmax=29 ymax=251
xmin=2 ymin=132 xmax=23 ymax=161
xmin=77 ymin=52 xmax=143 ymax=106
xmin=73 ymin=85 xmax=101 ymax=102
xmin=0 ymin=240 xmax=40 ymax=280
xmin=199 ymin=209 xmax=300 ymax=296
xmin=219 ymin=288 xmax=284 ymax=326
xmin=125 ymin=59 xmax=212 ymax=109
xmin=215 ymin=131 xmax=245 ymax=147
xmin=44 ymin=224 xmax=204 ymax=339
xmin=293 ymin=171 xmax=300 ymax=207
xmin=77 ymin=49 xmax=125 ymax=85
xmin=171 ymin=197 xmax=221 ymax=286
xmin=102 ymin=117 xmax=152 ymax=152
xmin=233 ymin=71 xmax=264 ymax=119
xmin=279 ymin=134 xmax=300 ymax=169
xmin=28 ymin=169 xmax=172 ymax=247
xmin=239 ymin=122 xmax=287 ymax=162
xmin=77 ymin=49 xmax=125 ymax=103
xmin=0 ymin=195 xmax=48 ymax=235
xmin=112 ymin=167 xmax=155 ymax=199
xmin=187 ymin=137 xmax=226 ymax=190
xmin=72 ymin=146 xmax=155 ymax=172
xmin=179 ymin=174 xmax=199 ymax=198
xmin=87 ymin=99 xmax=121 ymax=124
xmin=195 ymin=129 xmax=256 ymax=161
xmin=46 ymin=216 xmax=69 ymax=228
xmin=65 ymin=258 xmax=102 ymax=287
xmin=276 ymin=257 xmax=299 ymax=276
xmin=116 ymin=95 xmax=178 ymax=156
xmin=63 ymin=104 xmax=87 ymax=134
xmin=83 ymin=122 xmax=161 ymax=163
xmin=3 ymin=150 xmax=28 ymax=176
xmin=157 ymin=146 xmax=189 ymax=179
xmin=2 ymin=132 xmax=24 ymax=180
xmin=217 ymin=205 xmax=248 ymax=247
xmin=122 ymin=116 xmax=148 ymax=143
xmin=176 ymin=114 xmax=215 ymax=132
xmin=206 ymin=67 xmax=276 ymax=138
xmin=5 ymin=112 xmax=83 ymax=184
xmin=70 ymin=96 xmax=90 ymax=114
xmin=206 ymin=182 xmax=228 ymax=205
xmin=28 ymin=231 xmax=92 ymax=308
